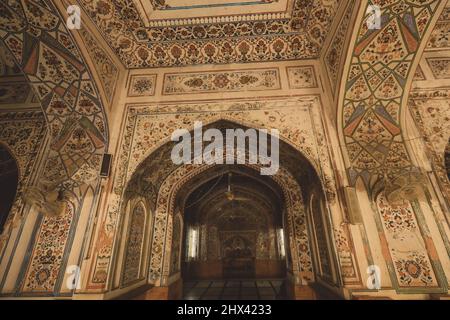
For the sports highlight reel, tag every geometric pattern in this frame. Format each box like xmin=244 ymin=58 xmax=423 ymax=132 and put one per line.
xmin=426 ymin=6 xmax=450 ymax=49
xmin=0 ymin=40 xmax=22 ymax=76
xmin=0 ymin=0 xmax=109 ymax=190
xmin=0 ymin=82 xmax=32 ymax=104
xmin=0 ymin=41 xmax=34 ymax=106
xmin=341 ymin=0 xmax=444 ymax=191
xmin=413 ymin=65 xmax=426 ymax=80
xmin=79 ymin=0 xmax=339 ymax=68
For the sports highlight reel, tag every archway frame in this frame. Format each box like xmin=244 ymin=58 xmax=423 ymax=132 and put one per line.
xmin=88 ymin=100 xmax=346 ymax=290
xmin=149 ymin=163 xmax=316 ymax=287
xmin=0 ymin=142 xmax=20 ymax=233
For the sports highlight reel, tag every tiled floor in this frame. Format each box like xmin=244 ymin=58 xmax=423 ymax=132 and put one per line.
xmin=183 ymin=279 xmax=286 ymax=300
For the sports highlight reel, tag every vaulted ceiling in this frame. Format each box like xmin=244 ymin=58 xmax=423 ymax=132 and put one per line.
xmin=79 ymin=0 xmax=340 ymax=68
xmin=184 ymin=168 xmax=284 ymax=231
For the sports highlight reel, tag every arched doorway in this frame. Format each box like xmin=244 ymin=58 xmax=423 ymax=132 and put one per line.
xmin=0 ymin=144 xmax=18 ymax=232
xmin=121 ymin=120 xmax=338 ymax=299
xmin=180 ymin=166 xmax=288 ymax=300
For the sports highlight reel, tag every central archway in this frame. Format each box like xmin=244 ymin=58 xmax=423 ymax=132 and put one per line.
xmin=118 ymin=119 xmax=339 ymax=299
xmin=161 ymin=164 xmax=311 ymax=300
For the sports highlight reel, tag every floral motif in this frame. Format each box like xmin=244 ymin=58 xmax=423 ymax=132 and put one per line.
xmin=128 ymin=75 xmax=157 ymax=96
xmin=78 ymin=0 xmax=339 ymax=67
xmin=163 ymin=69 xmax=280 ymax=94
xmin=79 ymin=28 xmax=119 ymax=104
xmin=395 ymin=253 xmax=435 ymax=286
xmin=22 ymin=203 xmax=75 ymax=292
xmin=325 ymin=0 xmax=355 ymax=96
xmin=342 ymin=0 xmax=442 ymax=188
xmin=122 ymin=202 xmax=146 ymax=285
xmin=376 ymin=195 xmax=439 ymax=288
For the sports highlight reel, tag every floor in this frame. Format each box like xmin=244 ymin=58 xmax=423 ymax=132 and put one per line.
xmin=183 ymin=279 xmax=286 ymax=300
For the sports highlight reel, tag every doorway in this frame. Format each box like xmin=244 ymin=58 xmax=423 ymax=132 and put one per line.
xmin=180 ymin=167 xmax=288 ymax=299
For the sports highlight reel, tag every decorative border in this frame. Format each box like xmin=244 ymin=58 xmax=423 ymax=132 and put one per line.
xmin=162 ymin=68 xmax=281 ymax=95
xmin=79 ymin=0 xmax=339 ymax=67
xmin=324 ymin=0 xmax=356 ymax=97
xmin=78 ymin=27 xmax=119 ymax=105
xmin=139 ymin=0 xmax=293 ymax=27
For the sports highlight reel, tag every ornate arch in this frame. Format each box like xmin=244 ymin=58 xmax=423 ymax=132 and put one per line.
xmin=149 ymin=163 xmax=315 ymax=287
xmin=89 ymin=107 xmax=339 ymax=289
xmin=125 ymin=112 xmax=322 ymax=185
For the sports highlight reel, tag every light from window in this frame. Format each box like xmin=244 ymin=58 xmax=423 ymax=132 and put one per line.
xmin=188 ymin=227 xmax=199 ymax=260
xmin=277 ymin=228 xmax=286 ymax=259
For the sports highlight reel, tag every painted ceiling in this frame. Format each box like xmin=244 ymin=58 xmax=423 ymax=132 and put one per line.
xmin=136 ymin=0 xmax=291 ymax=24
xmin=184 ymin=168 xmax=283 ymax=230
xmin=79 ymin=0 xmax=340 ymax=68
xmin=340 ymin=0 xmax=445 ymax=191
xmin=0 ymin=42 xmax=38 ymax=110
